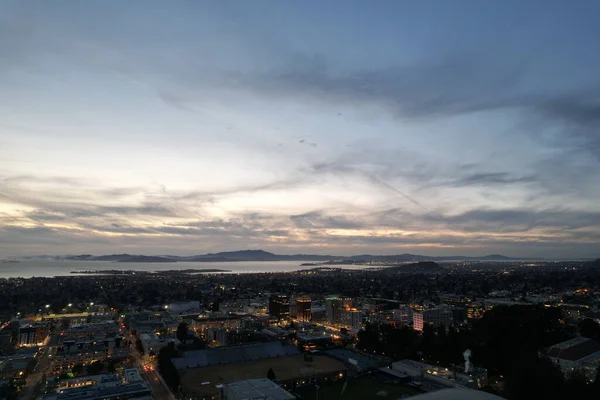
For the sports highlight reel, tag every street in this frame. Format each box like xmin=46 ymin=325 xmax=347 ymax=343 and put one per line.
xmin=128 ymin=338 xmax=175 ymax=400
xmin=20 ymin=338 xmax=54 ymax=400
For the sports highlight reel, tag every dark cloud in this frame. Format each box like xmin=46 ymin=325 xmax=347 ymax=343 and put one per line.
xmin=224 ymin=53 xmax=527 ymax=119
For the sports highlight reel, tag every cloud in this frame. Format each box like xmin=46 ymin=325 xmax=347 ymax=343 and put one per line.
xmin=423 ymin=208 xmax=600 ymax=233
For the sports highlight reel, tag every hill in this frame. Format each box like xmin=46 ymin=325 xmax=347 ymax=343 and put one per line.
xmin=57 ymin=250 xmax=523 ymax=263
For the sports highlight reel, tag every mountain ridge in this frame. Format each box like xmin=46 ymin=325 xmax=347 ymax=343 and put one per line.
xmin=53 ymin=249 xmax=528 ymax=263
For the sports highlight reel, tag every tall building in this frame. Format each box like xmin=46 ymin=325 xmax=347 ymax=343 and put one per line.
xmin=325 ymin=297 xmax=353 ymax=325
xmin=339 ymin=309 xmax=363 ymax=328
xmin=269 ymin=295 xmax=290 ymax=319
xmin=296 ymin=297 xmax=312 ymax=322
xmin=413 ymin=307 xmax=453 ymax=332
xmin=393 ymin=307 xmax=413 ymax=327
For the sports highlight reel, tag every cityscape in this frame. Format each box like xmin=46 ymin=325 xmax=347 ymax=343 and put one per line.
xmin=1 ymin=257 xmax=600 ymax=399
xmin=2 ymin=1 xmax=600 ymax=400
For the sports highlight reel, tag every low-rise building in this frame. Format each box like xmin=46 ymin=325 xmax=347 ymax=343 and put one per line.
xmin=546 ymin=337 xmax=600 ymax=381
xmin=18 ymin=322 xmax=50 ymax=347
xmin=0 ymin=355 xmax=35 ymax=379
xmin=41 ymin=381 xmax=151 ymax=400
xmin=51 ymin=335 xmax=127 ymax=375
xmin=389 ymin=359 xmax=488 ymax=389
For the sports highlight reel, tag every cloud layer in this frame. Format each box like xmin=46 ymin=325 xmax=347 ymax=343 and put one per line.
xmin=1 ymin=1 xmax=600 ymax=258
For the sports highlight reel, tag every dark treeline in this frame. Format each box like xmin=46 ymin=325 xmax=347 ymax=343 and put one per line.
xmin=357 ymin=305 xmax=600 ymax=399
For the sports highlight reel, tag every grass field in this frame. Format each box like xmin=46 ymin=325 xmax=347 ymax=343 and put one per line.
xmin=295 ymin=377 xmax=422 ymax=400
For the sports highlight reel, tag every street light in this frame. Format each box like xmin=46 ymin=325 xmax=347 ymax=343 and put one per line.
xmin=45 ymin=304 xmax=50 ymax=308
xmin=90 ymin=302 xmax=94 ymax=306
xmin=68 ymin=303 xmax=72 ymax=307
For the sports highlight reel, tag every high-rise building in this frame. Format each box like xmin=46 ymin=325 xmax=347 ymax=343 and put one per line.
xmin=325 ymin=297 xmax=353 ymax=325
xmin=269 ymin=295 xmax=290 ymax=319
xmin=413 ymin=307 xmax=454 ymax=332
xmin=339 ymin=309 xmax=363 ymax=328
xmin=296 ymin=297 xmax=312 ymax=322
xmin=393 ymin=307 xmax=413 ymax=327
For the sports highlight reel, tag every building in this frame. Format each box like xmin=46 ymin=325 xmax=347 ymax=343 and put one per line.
xmin=139 ymin=332 xmax=172 ymax=355
xmin=167 ymin=301 xmax=201 ymax=314
xmin=18 ymin=326 xmax=36 ymax=347
xmin=558 ymin=304 xmax=590 ymax=323
xmin=325 ymin=297 xmax=353 ymax=325
xmin=403 ymin=388 xmax=505 ymax=399
xmin=338 ymin=309 xmax=363 ymax=329
xmin=389 ymin=359 xmax=488 ymax=389
xmin=224 ymin=378 xmax=295 ymax=400
xmin=175 ymin=345 xmax=346 ymax=399
xmin=51 ymin=336 xmax=127 ymax=375
xmin=546 ymin=337 xmax=600 ymax=381
xmin=41 ymin=381 xmax=151 ymax=400
xmin=466 ymin=302 xmax=485 ymax=320
xmin=414 ymin=307 xmax=454 ymax=332
xmin=269 ymin=295 xmax=290 ymax=319
xmin=296 ymin=297 xmax=312 ymax=322
xmin=0 ymin=356 xmax=35 ymax=379
xmin=440 ymin=295 xmax=471 ymax=307
xmin=393 ymin=307 xmax=413 ymax=327
xmin=62 ymin=321 xmax=119 ymax=339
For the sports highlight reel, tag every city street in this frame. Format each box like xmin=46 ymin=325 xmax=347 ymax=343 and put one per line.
xmin=129 ymin=342 xmax=175 ymax=400
xmin=20 ymin=337 xmax=55 ymax=400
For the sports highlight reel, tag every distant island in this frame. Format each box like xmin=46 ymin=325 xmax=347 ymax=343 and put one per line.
xmin=55 ymin=249 xmax=527 ymax=263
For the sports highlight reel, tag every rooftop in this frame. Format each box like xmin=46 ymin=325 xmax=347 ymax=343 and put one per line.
xmin=172 ymin=342 xmax=299 ymax=370
xmin=547 ymin=337 xmax=600 ymax=361
xmin=406 ymin=388 xmax=505 ymax=400
xmin=224 ymin=378 xmax=295 ymax=400
xmin=180 ymin=354 xmax=346 ymax=397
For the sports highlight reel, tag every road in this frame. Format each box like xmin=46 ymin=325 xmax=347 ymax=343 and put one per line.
xmin=21 ymin=337 xmax=55 ymax=400
xmin=141 ymin=368 xmax=175 ymax=400
xmin=128 ymin=338 xmax=175 ymax=400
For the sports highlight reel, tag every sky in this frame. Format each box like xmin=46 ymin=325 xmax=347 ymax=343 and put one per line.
xmin=1 ymin=1 xmax=600 ymax=258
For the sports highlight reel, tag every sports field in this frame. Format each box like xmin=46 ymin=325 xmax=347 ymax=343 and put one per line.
xmin=295 ymin=377 xmax=422 ymax=400
xmin=180 ymin=354 xmax=345 ymax=397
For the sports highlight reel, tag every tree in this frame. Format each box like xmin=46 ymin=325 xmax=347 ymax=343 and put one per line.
xmin=71 ymin=364 xmax=83 ymax=376
xmin=579 ymin=318 xmax=600 ymax=342
xmin=135 ymin=338 xmax=145 ymax=355
xmin=267 ymin=368 xmax=276 ymax=381
xmin=87 ymin=361 xmax=104 ymax=375
xmin=505 ymin=355 xmax=564 ymax=400
xmin=176 ymin=322 xmax=188 ymax=343
xmin=357 ymin=323 xmax=380 ymax=354
xmin=108 ymin=360 xmax=121 ymax=373
xmin=191 ymin=337 xmax=207 ymax=350
xmin=158 ymin=343 xmax=180 ymax=391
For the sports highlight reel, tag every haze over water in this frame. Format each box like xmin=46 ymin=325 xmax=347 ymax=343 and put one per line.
xmin=0 ymin=260 xmax=369 ymax=279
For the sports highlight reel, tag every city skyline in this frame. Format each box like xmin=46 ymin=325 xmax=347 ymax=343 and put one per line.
xmin=2 ymin=1 xmax=600 ymax=258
